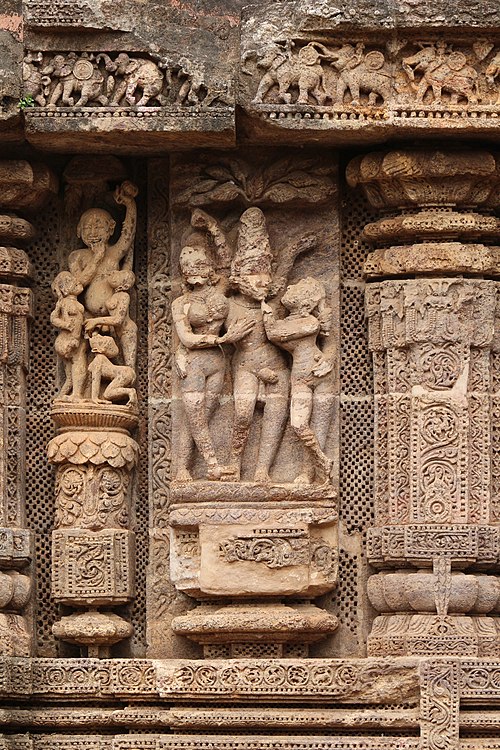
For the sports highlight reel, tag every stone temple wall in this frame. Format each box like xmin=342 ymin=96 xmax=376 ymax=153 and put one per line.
xmin=1 ymin=0 xmax=500 ymax=748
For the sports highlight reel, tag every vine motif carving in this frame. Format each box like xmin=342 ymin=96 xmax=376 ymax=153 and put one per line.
xmin=420 ymin=660 xmax=460 ymax=750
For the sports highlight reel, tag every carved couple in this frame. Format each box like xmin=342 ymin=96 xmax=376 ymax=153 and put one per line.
xmin=173 ymin=207 xmax=334 ymax=485
xmin=51 ymin=181 xmax=138 ymax=408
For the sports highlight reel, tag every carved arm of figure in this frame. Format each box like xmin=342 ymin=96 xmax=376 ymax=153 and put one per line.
xmin=84 ymin=291 xmax=130 ymax=334
xmin=173 ymin=299 xmax=254 ymax=352
xmin=262 ymin=301 xmax=319 ymax=343
xmin=68 ymin=244 xmax=106 ymax=288
xmin=191 ymin=209 xmax=232 ymax=271
xmin=269 ymin=233 xmax=316 ymax=298
xmin=112 ymin=180 xmax=139 ymax=269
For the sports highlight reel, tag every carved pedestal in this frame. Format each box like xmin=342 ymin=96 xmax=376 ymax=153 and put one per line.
xmin=348 ymin=148 xmax=500 ymax=656
xmin=47 ymin=176 xmax=140 ymax=656
xmin=0 ymin=161 xmax=57 ymax=655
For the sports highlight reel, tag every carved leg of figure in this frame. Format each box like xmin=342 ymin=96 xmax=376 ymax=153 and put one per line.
xmin=126 ymin=83 xmax=138 ymax=106
xmin=230 ymin=369 xmax=259 ymax=481
xmin=58 ymin=360 xmax=73 ymax=399
xmin=291 ymin=384 xmax=332 ymax=484
xmin=254 ymin=369 xmax=289 ymax=483
xmin=70 ymin=341 xmax=88 ymax=401
xmin=120 ymin=325 xmax=138 ymax=370
xmin=252 ymin=72 xmax=276 ymax=104
xmin=176 ymin=80 xmax=190 ymax=104
xmin=336 ymin=78 xmax=347 ymax=105
xmin=181 ymin=391 xmax=223 ymax=479
xmin=175 ymin=418 xmax=195 ymax=481
xmin=47 ymin=82 xmax=63 ymax=107
xmin=349 ymin=82 xmax=360 ymax=106
xmin=304 ymin=381 xmax=336 ymax=482
xmin=103 ymin=381 xmax=137 ymax=406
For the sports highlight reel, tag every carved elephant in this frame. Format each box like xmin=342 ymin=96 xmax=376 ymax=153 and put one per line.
xmin=99 ymin=53 xmax=167 ymax=107
xmin=402 ymin=46 xmax=480 ymax=105
xmin=252 ymin=42 xmax=334 ymax=105
xmin=416 ymin=55 xmax=479 ymax=105
xmin=43 ymin=54 xmax=108 ymax=108
xmin=328 ymin=45 xmax=392 ymax=106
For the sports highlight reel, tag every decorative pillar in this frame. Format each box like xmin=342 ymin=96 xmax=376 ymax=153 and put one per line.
xmin=347 ymin=148 xmax=500 ymax=657
xmin=0 ymin=160 xmax=57 ymax=655
xmin=47 ymin=179 xmax=139 ymax=657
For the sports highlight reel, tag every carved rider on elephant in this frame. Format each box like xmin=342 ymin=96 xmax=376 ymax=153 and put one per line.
xmin=328 ymin=43 xmax=392 ymax=106
xmin=250 ymin=40 xmax=336 ymax=105
xmin=402 ymin=41 xmax=480 ymax=105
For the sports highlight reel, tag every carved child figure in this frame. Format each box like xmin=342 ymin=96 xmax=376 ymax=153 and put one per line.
xmin=263 ymin=277 xmax=334 ymax=484
xmin=84 ymin=269 xmax=137 ymax=369
xmin=88 ymin=333 xmax=137 ymax=407
xmin=50 ymin=271 xmax=87 ymax=402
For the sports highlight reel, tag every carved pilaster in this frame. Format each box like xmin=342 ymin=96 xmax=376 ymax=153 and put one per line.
xmin=0 ymin=161 xmax=58 ymax=655
xmin=348 ymin=148 xmax=500 ymax=657
xmin=47 ymin=170 xmax=139 ymax=656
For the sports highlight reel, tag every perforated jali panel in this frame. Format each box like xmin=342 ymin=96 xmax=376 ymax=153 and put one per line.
xmin=26 ymin=196 xmax=62 ymax=656
xmin=327 ymin=179 xmax=378 ymax=657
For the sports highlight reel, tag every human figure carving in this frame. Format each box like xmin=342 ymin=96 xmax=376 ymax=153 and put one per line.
xmin=173 ymin=219 xmax=254 ymax=482
xmin=84 ymin=270 xmax=137 ymax=369
xmin=225 ymin=208 xmax=315 ymax=482
xmin=263 ymin=277 xmax=334 ymax=484
xmin=50 ymin=271 xmax=87 ymax=402
xmin=68 ymin=180 xmax=138 ymax=317
xmin=88 ymin=334 xmax=137 ymax=407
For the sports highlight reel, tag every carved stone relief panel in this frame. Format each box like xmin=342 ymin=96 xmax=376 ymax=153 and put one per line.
xmin=240 ymin=4 xmax=500 ymax=143
xmin=163 ymin=149 xmax=340 ymax=656
xmin=348 ymin=147 xmax=500 ymax=658
xmin=22 ymin=51 xmax=234 ymax=152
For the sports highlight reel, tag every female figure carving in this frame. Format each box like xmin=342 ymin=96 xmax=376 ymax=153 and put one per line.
xmin=263 ymin=277 xmax=334 ymax=483
xmin=173 ymin=230 xmax=253 ymax=482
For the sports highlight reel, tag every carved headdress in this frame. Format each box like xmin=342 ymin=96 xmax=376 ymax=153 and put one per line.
xmin=230 ymin=208 xmax=273 ymax=279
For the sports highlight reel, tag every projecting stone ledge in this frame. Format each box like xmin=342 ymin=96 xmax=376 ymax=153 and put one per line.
xmin=24 ymin=107 xmax=235 ymax=153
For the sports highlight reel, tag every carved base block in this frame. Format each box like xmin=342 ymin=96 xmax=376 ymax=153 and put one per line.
xmin=368 ymin=614 xmax=500 ymax=657
xmin=367 ymin=525 xmax=499 ymax=568
xmin=52 ymin=528 xmax=135 ymax=606
xmin=171 ymin=603 xmax=339 ymax=645
xmin=171 ymin=480 xmax=336 ymax=504
xmin=170 ymin=503 xmax=337 ymax=598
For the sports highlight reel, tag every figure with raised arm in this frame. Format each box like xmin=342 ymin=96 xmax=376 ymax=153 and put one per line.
xmin=172 ymin=212 xmax=254 ymax=481
xmin=68 ymin=180 xmax=138 ymax=317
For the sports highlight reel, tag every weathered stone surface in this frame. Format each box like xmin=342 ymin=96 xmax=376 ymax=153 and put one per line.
xmin=0 ymin=0 xmax=499 ymax=746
